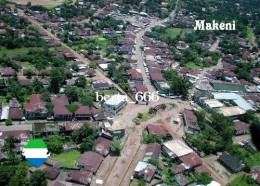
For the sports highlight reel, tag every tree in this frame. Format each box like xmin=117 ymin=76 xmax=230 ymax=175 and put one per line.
xmin=46 ymin=135 xmax=64 ymax=154
xmin=49 ymin=68 xmax=65 ymax=93
xmin=75 ymin=76 xmax=87 ymax=88
xmin=8 ymin=162 xmax=30 ymax=186
xmin=30 ymin=170 xmax=47 ymax=186
xmin=65 ymin=104 xmax=79 ymax=113
xmin=64 ymin=86 xmax=78 ymax=102
xmin=1 ymin=135 xmax=16 ymax=161
xmin=148 ymin=158 xmax=159 ymax=168
xmin=80 ymin=137 xmax=95 ymax=153
xmin=110 ymin=140 xmax=123 ymax=155
xmin=72 ymin=124 xmax=94 ymax=143
xmin=45 ymin=102 xmax=54 ymax=116
xmin=80 ymin=95 xmax=94 ymax=106
xmin=33 ymin=78 xmax=43 ymax=93
xmin=26 ymin=69 xmax=33 ymax=79
xmin=89 ymin=61 xmax=97 ymax=69
xmin=72 ymin=64 xmax=79 ymax=72
xmin=5 ymin=119 xmax=13 ymax=126
xmin=0 ymin=166 xmax=16 ymax=185
xmin=197 ymin=172 xmax=212 ymax=185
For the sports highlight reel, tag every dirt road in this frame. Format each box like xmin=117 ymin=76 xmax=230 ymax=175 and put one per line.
xmin=17 ymin=9 xmax=131 ymax=99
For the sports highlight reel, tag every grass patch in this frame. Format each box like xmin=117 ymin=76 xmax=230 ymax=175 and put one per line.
xmin=185 ymin=62 xmax=201 ymax=69
xmin=94 ymin=37 xmax=110 ymax=52
xmin=98 ymin=89 xmax=119 ymax=96
xmin=247 ymin=27 xmax=254 ymax=45
xmin=159 ymin=28 xmax=191 ymax=41
xmin=51 ymin=150 xmax=81 ymax=168
xmin=156 ymin=119 xmax=163 ymax=124
xmin=133 ymin=112 xmax=156 ymax=122
xmin=228 ymin=174 xmax=257 ymax=186
xmin=131 ymin=126 xmax=136 ymax=132
xmin=0 ymin=47 xmax=36 ymax=54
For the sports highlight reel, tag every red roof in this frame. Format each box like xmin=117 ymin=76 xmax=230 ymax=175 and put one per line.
xmin=9 ymin=108 xmax=24 ymax=120
xmin=0 ymin=130 xmax=30 ymax=142
xmin=79 ymin=151 xmax=103 ymax=173
xmin=94 ymin=137 xmax=111 ymax=156
xmin=24 ymin=94 xmax=47 ymax=112
xmin=144 ymin=143 xmax=160 ymax=161
xmin=51 ymin=95 xmax=72 ymax=116
xmin=150 ymin=72 xmax=164 ymax=81
xmin=195 ymin=165 xmax=213 ymax=175
xmin=127 ymin=69 xmax=143 ymax=80
xmin=135 ymin=84 xmax=148 ymax=93
xmin=251 ymin=168 xmax=260 ymax=184
xmin=67 ymin=170 xmax=92 ymax=185
xmin=234 ymin=120 xmax=249 ymax=133
xmin=179 ymin=153 xmax=203 ymax=168
xmin=59 ymin=121 xmax=85 ymax=131
xmin=147 ymin=124 xmax=170 ymax=137
xmin=184 ymin=109 xmax=200 ymax=131
xmin=75 ymin=106 xmax=91 ymax=115
xmin=172 ymin=164 xmax=186 ymax=174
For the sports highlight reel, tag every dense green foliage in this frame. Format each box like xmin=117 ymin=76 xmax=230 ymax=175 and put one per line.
xmin=163 ymin=69 xmax=192 ymax=98
xmin=30 ymin=170 xmax=47 ymax=186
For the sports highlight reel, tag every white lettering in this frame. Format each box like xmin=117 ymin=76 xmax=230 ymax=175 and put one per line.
xmin=194 ymin=20 xmax=205 ymax=30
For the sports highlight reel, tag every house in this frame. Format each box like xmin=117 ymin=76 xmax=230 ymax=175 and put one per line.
xmin=67 ymin=169 xmax=92 ymax=185
xmin=171 ymin=164 xmax=188 ymax=174
xmin=127 ymin=69 xmax=143 ymax=84
xmin=75 ymin=106 xmax=92 ymax=120
xmin=78 ymin=151 xmax=103 ymax=174
xmin=147 ymin=124 xmax=171 ymax=138
xmin=183 ymin=109 xmax=201 ymax=134
xmin=150 ymin=72 xmax=164 ymax=83
xmin=92 ymin=81 xmax=114 ymax=90
xmin=51 ymin=95 xmax=72 ymax=120
xmin=218 ymin=152 xmax=244 ymax=173
xmin=24 ymin=94 xmax=48 ymax=119
xmin=134 ymin=162 xmax=157 ymax=183
xmin=179 ymin=152 xmax=203 ymax=169
xmin=218 ymin=106 xmax=246 ymax=118
xmin=62 ymin=144 xmax=78 ymax=152
xmin=103 ymin=120 xmax=126 ymax=138
xmin=195 ymin=165 xmax=213 ymax=176
xmin=162 ymin=140 xmax=193 ymax=160
xmin=251 ymin=168 xmax=260 ymax=184
xmin=0 ymin=129 xmax=31 ymax=154
xmin=175 ymin=174 xmax=189 ymax=186
xmin=103 ymin=94 xmax=127 ymax=114
xmin=93 ymin=137 xmax=111 ymax=156
xmin=0 ymin=67 xmax=14 ymax=77
xmin=92 ymin=109 xmax=108 ymax=121
xmin=59 ymin=121 xmax=85 ymax=132
xmin=118 ymin=45 xmax=134 ymax=55
xmin=176 ymin=41 xmax=189 ymax=50
xmin=143 ymin=143 xmax=161 ymax=162
xmin=9 ymin=108 xmax=24 ymax=121
xmin=43 ymin=166 xmax=60 ymax=180
xmin=234 ymin=120 xmax=249 ymax=135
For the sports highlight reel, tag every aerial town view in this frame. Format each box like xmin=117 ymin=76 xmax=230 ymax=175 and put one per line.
xmin=0 ymin=0 xmax=260 ymax=185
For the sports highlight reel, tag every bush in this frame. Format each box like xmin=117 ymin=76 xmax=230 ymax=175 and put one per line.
xmin=5 ymin=119 xmax=12 ymax=126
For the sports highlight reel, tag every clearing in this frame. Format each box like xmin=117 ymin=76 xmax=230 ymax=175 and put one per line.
xmin=159 ymin=28 xmax=191 ymax=41
xmin=51 ymin=150 xmax=81 ymax=168
xmin=8 ymin=0 xmax=72 ymax=8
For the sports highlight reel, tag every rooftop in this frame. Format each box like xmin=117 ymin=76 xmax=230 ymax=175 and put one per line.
xmin=104 ymin=94 xmax=127 ymax=106
xmin=218 ymin=106 xmax=246 ymax=117
xmin=163 ymin=139 xmax=193 ymax=157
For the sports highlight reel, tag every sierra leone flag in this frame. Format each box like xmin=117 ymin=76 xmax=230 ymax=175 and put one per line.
xmin=22 ymin=139 xmax=50 ymax=167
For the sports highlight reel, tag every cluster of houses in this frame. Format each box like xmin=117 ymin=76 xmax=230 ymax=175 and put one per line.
xmin=131 ymin=123 xmax=247 ymax=185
